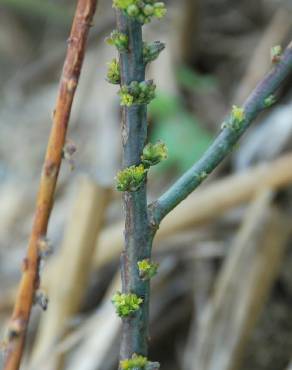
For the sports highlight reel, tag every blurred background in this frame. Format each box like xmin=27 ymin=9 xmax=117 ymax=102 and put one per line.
xmin=0 ymin=0 xmax=292 ymax=369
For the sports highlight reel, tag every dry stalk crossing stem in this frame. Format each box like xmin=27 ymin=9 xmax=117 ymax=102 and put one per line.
xmin=3 ymin=1 xmax=98 ymax=369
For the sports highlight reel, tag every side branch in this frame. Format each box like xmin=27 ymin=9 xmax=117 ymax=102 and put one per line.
xmin=150 ymin=42 xmax=292 ymax=225
xmin=3 ymin=1 xmax=98 ymax=370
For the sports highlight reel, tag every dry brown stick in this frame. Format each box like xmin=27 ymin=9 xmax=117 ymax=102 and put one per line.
xmin=31 ymin=176 xmax=110 ymax=370
xmin=3 ymin=1 xmax=98 ymax=369
xmin=190 ymin=189 xmax=291 ymax=370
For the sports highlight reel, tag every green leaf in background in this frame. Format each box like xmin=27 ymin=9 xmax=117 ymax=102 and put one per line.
xmin=149 ymin=91 xmax=213 ymax=174
xmin=0 ymin=0 xmax=74 ymax=26
xmin=176 ymin=65 xmax=217 ymax=93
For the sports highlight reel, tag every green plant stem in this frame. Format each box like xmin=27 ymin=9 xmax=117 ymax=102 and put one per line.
xmin=116 ymin=11 xmax=153 ymax=360
xmin=149 ymin=41 xmax=292 ymax=225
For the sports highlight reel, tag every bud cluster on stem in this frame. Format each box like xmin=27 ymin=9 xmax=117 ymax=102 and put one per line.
xmin=106 ymin=0 xmax=167 ymax=365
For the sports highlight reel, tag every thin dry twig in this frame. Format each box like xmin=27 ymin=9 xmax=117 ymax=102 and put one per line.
xmin=31 ymin=176 xmax=110 ymax=370
xmin=3 ymin=1 xmax=98 ymax=369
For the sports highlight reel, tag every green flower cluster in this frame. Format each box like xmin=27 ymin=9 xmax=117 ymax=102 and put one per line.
xmin=116 ymin=164 xmax=147 ymax=191
xmin=112 ymin=292 xmax=143 ymax=317
xmin=143 ymin=41 xmax=165 ymax=64
xmin=106 ymin=29 xmax=128 ymax=52
xmin=119 ymin=80 xmax=156 ymax=106
xmin=113 ymin=0 xmax=166 ymax=24
xmin=230 ymin=105 xmax=245 ymax=130
xmin=106 ymin=58 xmax=120 ymax=84
xmin=137 ymin=259 xmax=159 ymax=280
xmin=271 ymin=45 xmax=282 ymax=64
xmin=120 ymin=354 xmax=160 ymax=370
xmin=264 ymin=94 xmax=276 ymax=108
xmin=120 ymin=354 xmax=148 ymax=370
xmin=141 ymin=141 xmax=168 ymax=167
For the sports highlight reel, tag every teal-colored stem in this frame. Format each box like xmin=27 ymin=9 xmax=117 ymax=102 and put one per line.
xmin=116 ymin=11 xmax=153 ymax=360
xmin=150 ymin=42 xmax=292 ymax=225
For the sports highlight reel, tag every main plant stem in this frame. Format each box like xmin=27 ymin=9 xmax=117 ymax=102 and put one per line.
xmin=3 ymin=1 xmax=97 ymax=369
xmin=116 ymin=11 xmax=153 ymax=359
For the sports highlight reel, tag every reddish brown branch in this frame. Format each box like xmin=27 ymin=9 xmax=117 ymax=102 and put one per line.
xmin=3 ymin=1 xmax=98 ymax=369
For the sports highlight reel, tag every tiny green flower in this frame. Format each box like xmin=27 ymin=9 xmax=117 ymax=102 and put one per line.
xmin=138 ymin=259 xmax=159 ymax=280
xmin=106 ymin=30 xmax=128 ymax=52
xmin=271 ymin=45 xmax=282 ymax=63
xmin=116 ymin=164 xmax=147 ymax=192
xmin=153 ymin=2 xmax=167 ymax=18
xmin=112 ymin=292 xmax=143 ymax=317
xmin=106 ymin=58 xmax=120 ymax=84
xmin=231 ymin=105 xmax=245 ymax=123
xmin=113 ymin=0 xmax=166 ymax=24
xmin=129 ymin=81 xmax=140 ymax=96
xmin=199 ymin=171 xmax=208 ymax=181
xmin=141 ymin=141 xmax=168 ymax=167
xmin=143 ymin=41 xmax=165 ymax=64
xmin=120 ymin=93 xmax=134 ymax=107
xmin=264 ymin=94 xmax=277 ymax=108
xmin=120 ymin=354 xmax=148 ymax=370
xmin=143 ymin=4 xmax=154 ymax=16
xmin=230 ymin=105 xmax=245 ymax=130
xmin=119 ymin=80 xmax=156 ymax=106
xmin=127 ymin=4 xmax=139 ymax=17
xmin=113 ymin=0 xmax=135 ymax=10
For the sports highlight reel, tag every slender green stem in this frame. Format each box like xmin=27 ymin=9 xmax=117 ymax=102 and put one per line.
xmin=149 ymin=42 xmax=292 ymax=225
xmin=116 ymin=11 xmax=153 ymax=359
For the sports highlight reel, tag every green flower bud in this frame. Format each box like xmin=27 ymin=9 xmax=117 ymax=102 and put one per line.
xmin=113 ymin=0 xmax=135 ymax=10
xmin=112 ymin=292 xmax=143 ymax=317
xmin=139 ymin=81 xmax=149 ymax=93
xmin=137 ymin=14 xmax=146 ymax=23
xmin=127 ymin=4 xmax=139 ymax=16
xmin=119 ymin=80 xmax=156 ymax=106
xmin=120 ymin=354 xmax=148 ymax=370
xmin=129 ymin=81 xmax=140 ymax=95
xmin=143 ymin=41 xmax=165 ymax=64
xmin=153 ymin=2 xmax=166 ymax=18
xmin=143 ymin=4 xmax=154 ymax=15
xmin=264 ymin=94 xmax=277 ymax=108
xmin=120 ymin=93 xmax=134 ymax=107
xmin=106 ymin=30 xmax=128 ymax=52
xmin=106 ymin=58 xmax=120 ymax=84
xmin=141 ymin=141 xmax=168 ymax=167
xmin=271 ymin=45 xmax=282 ymax=64
xmin=230 ymin=105 xmax=245 ymax=130
xmin=115 ymin=164 xmax=147 ymax=191
xmin=138 ymin=259 xmax=159 ymax=280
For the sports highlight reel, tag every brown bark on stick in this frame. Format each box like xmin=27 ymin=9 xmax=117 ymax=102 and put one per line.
xmin=31 ymin=177 xmax=110 ymax=370
xmin=3 ymin=1 xmax=98 ymax=369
